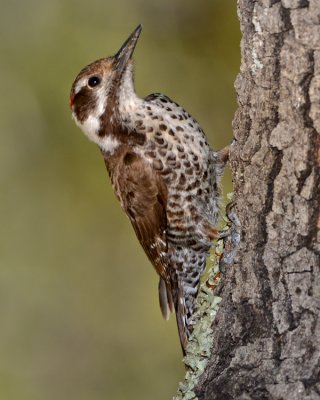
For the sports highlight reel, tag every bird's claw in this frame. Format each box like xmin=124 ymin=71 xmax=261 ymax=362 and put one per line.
xmin=219 ymin=202 xmax=241 ymax=271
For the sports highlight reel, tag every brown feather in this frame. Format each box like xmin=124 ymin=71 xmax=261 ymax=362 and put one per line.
xmin=102 ymin=147 xmax=170 ymax=288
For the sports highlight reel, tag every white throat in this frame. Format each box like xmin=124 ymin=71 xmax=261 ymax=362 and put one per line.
xmin=73 ymin=111 xmax=120 ymax=155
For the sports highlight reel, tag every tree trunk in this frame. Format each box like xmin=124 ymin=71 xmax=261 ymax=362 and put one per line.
xmin=195 ymin=1 xmax=320 ymax=399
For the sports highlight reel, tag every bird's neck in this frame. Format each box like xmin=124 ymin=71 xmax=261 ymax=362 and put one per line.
xmin=99 ymin=65 xmax=146 ymax=155
xmin=117 ymin=64 xmax=144 ymax=126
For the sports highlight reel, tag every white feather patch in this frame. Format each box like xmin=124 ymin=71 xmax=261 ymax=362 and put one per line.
xmin=72 ymin=83 xmax=112 ymax=149
xmin=100 ymin=136 xmax=120 ymax=154
xmin=74 ymin=114 xmax=100 ymax=141
xmin=74 ymin=78 xmax=87 ymax=95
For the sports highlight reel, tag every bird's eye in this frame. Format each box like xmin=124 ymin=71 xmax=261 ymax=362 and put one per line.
xmin=88 ymin=76 xmax=101 ymax=88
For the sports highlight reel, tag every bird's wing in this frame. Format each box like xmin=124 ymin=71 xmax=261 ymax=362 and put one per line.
xmin=144 ymin=92 xmax=206 ymax=134
xmin=115 ymin=151 xmax=174 ymax=318
xmin=144 ymin=92 xmax=176 ymax=105
xmin=144 ymin=93 xmax=185 ymax=115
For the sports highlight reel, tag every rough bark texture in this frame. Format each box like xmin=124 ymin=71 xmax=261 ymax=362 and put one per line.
xmin=195 ymin=1 xmax=320 ymax=399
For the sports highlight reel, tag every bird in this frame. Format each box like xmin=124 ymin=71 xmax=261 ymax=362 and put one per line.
xmin=70 ymin=25 xmax=228 ymax=354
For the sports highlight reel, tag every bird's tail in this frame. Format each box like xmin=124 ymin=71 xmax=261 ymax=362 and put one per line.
xmin=158 ymin=277 xmax=174 ymax=320
xmin=173 ymin=252 xmax=207 ymax=354
xmin=175 ymin=287 xmax=189 ymax=355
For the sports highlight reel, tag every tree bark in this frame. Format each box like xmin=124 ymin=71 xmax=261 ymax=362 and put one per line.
xmin=195 ymin=1 xmax=320 ymax=399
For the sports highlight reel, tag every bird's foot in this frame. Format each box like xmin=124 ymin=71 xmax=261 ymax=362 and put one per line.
xmin=218 ymin=202 xmax=241 ymax=271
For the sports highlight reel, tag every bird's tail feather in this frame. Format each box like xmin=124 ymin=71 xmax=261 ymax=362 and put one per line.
xmin=174 ymin=252 xmax=207 ymax=354
xmin=158 ymin=277 xmax=174 ymax=320
xmin=175 ymin=288 xmax=189 ymax=355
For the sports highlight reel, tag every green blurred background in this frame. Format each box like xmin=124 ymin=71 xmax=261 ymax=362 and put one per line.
xmin=0 ymin=1 xmax=240 ymax=399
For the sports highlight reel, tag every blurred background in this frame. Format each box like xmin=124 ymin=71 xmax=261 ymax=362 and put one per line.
xmin=0 ymin=1 xmax=240 ymax=399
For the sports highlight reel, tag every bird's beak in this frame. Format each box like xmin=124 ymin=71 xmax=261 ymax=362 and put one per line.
xmin=114 ymin=24 xmax=142 ymax=74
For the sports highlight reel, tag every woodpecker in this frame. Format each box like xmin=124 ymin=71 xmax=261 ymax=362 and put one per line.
xmin=70 ymin=25 xmax=227 ymax=353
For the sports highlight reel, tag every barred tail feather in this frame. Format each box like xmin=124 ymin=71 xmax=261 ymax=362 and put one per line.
xmin=176 ymin=291 xmax=189 ymax=355
xmin=173 ymin=251 xmax=208 ymax=354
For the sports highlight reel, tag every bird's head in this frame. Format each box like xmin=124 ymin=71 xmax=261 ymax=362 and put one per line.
xmin=70 ymin=25 xmax=142 ymax=146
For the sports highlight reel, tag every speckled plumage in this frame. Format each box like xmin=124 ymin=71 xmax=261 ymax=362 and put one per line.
xmin=70 ymin=26 xmax=226 ymax=352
